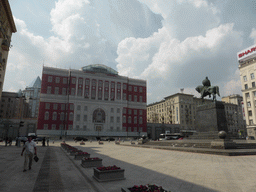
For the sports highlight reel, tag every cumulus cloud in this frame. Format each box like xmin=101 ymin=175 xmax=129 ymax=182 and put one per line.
xmin=4 ymin=0 xmax=162 ymax=91
xmin=116 ymin=22 xmax=243 ymax=103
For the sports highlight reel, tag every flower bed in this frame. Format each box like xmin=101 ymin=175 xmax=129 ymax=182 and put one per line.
xmin=121 ymin=184 xmax=170 ymax=192
xmin=93 ymin=165 xmax=125 ymax=182
xmin=81 ymin=157 xmax=102 ymax=168
xmin=74 ymin=152 xmax=90 ymax=160
xmin=70 ymin=149 xmax=83 ymax=156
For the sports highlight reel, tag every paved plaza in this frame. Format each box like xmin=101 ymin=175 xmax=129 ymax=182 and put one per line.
xmin=1 ymin=140 xmax=256 ymax=192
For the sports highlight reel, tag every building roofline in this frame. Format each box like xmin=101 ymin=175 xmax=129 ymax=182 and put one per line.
xmin=2 ymin=0 xmax=17 ymax=33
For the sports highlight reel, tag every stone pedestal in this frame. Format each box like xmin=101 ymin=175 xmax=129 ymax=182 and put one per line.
xmin=211 ymin=139 xmax=237 ymax=149
xmin=195 ymin=101 xmax=228 ymax=133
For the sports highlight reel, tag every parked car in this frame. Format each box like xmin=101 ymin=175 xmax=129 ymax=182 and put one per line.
xmin=17 ymin=137 xmax=28 ymax=144
xmin=0 ymin=138 xmax=3 ymax=142
xmin=74 ymin=137 xmax=88 ymax=141
xmin=34 ymin=137 xmax=43 ymax=142
xmin=106 ymin=137 xmax=115 ymax=141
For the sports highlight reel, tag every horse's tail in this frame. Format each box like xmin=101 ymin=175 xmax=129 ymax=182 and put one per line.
xmin=216 ymin=86 xmax=220 ymax=96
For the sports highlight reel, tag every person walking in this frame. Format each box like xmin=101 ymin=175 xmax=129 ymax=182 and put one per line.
xmin=21 ymin=136 xmax=37 ymax=172
xmin=47 ymin=138 xmax=49 ymax=146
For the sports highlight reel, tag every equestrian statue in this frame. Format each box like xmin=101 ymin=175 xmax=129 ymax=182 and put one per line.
xmin=195 ymin=77 xmax=220 ymax=102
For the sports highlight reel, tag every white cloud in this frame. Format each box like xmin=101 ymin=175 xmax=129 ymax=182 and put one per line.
xmin=116 ymin=23 xmax=243 ymax=103
xmin=250 ymin=28 xmax=256 ymax=44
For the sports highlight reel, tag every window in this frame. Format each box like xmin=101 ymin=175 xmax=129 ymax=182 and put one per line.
xmin=68 ymin=125 xmax=73 ymax=130
xmin=123 ymin=116 xmax=126 ymax=123
xmin=47 ymin=86 xmax=51 ymax=94
xmin=111 ymin=82 xmax=115 ymax=88
xmin=72 ymin=78 xmax=76 ymax=84
xmin=63 ymin=78 xmax=67 ymax=84
xmin=134 ymin=86 xmax=137 ymax=92
xmin=134 ymin=116 xmax=137 ymax=124
xmin=110 ymin=116 xmax=114 ymax=122
xmin=76 ymin=125 xmax=80 ymax=130
xmin=111 ymin=108 xmax=114 ymax=113
xmin=54 ymin=87 xmax=59 ymax=95
xmin=52 ymin=112 xmax=57 ymax=120
xmin=128 ymin=116 xmax=131 ymax=123
xmin=69 ymin=113 xmax=74 ymax=121
xmin=251 ymin=73 xmax=255 ymax=80
xmin=134 ymin=95 xmax=137 ymax=102
xmin=243 ymin=76 xmax=247 ymax=82
xmin=62 ymin=88 xmax=66 ymax=95
xmin=83 ymin=125 xmax=86 ymax=130
xmin=84 ymin=106 xmax=88 ymax=111
xmin=45 ymin=103 xmax=50 ymax=109
xmin=128 ymin=127 xmax=131 ymax=132
xmin=71 ymin=88 xmax=75 ymax=95
xmin=128 ymin=86 xmax=132 ymax=91
xmin=44 ymin=124 xmax=48 ymax=130
xmin=122 ymin=127 xmax=126 ymax=132
xmin=117 ymin=127 xmax=120 ymax=132
xmin=83 ymin=115 xmax=87 ymax=122
xmin=249 ymin=120 xmax=253 ymax=125
xmin=48 ymin=76 xmax=52 ymax=82
xmin=249 ymin=110 xmax=252 ymax=116
xmin=51 ymin=124 xmax=56 ymax=130
xmin=60 ymin=112 xmax=64 ymax=120
xmin=117 ymin=108 xmax=120 ymax=113
xmin=139 ymin=117 xmax=143 ymax=124
xmin=139 ymin=87 xmax=143 ymax=93
xmin=139 ymin=96 xmax=143 ymax=102
xmin=128 ymin=95 xmax=132 ymax=101
xmin=134 ymin=110 xmax=137 ymax=115
xmin=254 ymin=91 xmax=256 ymax=97
xmin=123 ymin=108 xmax=126 ymax=114
xmin=44 ymin=112 xmax=49 ymax=120
xmin=123 ymin=84 xmax=127 ymax=90
xmin=78 ymin=78 xmax=83 ymax=84
xmin=55 ymin=77 xmax=60 ymax=83
xmin=76 ymin=114 xmax=80 ymax=121
xmin=253 ymin=82 xmax=255 ymax=88
xmin=134 ymin=127 xmax=137 ymax=132
xmin=110 ymin=127 xmax=114 ymax=131
xmin=245 ymin=84 xmax=248 ymax=90
xmin=53 ymin=104 xmax=58 ymax=110
xmin=61 ymin=104 xmax=65 ymax=110
xmin=128 ymin=109 xmax=132 ymax=115
xmin=117 ymin=117 xmax=120 ymax=123
xmin=247 ymin=102 xmax=251 ymax=107
xmin=246 ymin=93 xmax=250 ymax=98
xmin=86 ymin=79 xmax=90 ymax=85
xmin=70 ymin=104 xmax=74 ymax=110
xmin=123 ymin=93 xmax=127 ymax=100
xmin=139 ymin=110 xmax=143 ymax=115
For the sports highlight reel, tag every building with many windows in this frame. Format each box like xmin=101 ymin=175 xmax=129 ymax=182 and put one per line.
xmin=23 ymin=76 xmax=41 ymax=118
xmin=238 ymin=44 xmax=256 ymax=138
xmin=0 ymin=0 xmax=16 ymax=99
xmin=37 ymin=65 xmax=147 ymax=138
xmin=147 ymin=93 xmax=246 ymax=136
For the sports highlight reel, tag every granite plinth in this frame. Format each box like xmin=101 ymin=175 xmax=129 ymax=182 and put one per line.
xmin=211 ymin=139 xmax=236 ymax=149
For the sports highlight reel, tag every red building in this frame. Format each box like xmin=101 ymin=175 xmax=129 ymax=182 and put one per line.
xmin=37 ymin=65 xmax=147 ymax=138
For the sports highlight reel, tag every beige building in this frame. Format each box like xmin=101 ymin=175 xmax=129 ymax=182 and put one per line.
xmin=0 ymin=0 xmax=17 ymax=99
xmin=221 ymin=95 xmax=246 ymax=137
xmin=147 ymin=93 xmax=212 ymax=131
xmin=238 ymin=44 xmax=256 ymax=138
xmin=147 ymin=93 xmax=246 ymax=136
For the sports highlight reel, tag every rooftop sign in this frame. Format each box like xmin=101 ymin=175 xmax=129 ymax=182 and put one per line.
xmin=237 ymin=44 xmax=256 ymax=62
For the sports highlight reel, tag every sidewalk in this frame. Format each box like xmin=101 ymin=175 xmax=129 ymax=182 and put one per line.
xmin=1 ymin=141 xmax=256 ymax=192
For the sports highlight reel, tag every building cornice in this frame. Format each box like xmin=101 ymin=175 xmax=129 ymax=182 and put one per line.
xmin=2 ymin=0 xmax=17 ymax=33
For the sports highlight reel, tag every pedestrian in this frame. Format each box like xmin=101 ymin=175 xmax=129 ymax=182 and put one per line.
xmin=21 ymin=136 xmax=37 ymax=172
xmin=9 ymin=138 xmax=12 ymax=146
xmin=5 ymin=137 xmax=8 ymax=146
xmin=42 ymin=137 xmax=46 ymax=146
xmin=47 ymin=138 xmax=49 ymax=146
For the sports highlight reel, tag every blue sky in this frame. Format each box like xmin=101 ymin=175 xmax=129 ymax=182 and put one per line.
xmin=5 ymin=0 xmax=256 ymax=104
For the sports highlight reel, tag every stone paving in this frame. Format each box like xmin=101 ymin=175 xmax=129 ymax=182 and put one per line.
xmin=1 ymin=140 xmax=256 ymax=192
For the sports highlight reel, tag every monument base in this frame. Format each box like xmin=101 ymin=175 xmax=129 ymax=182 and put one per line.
xmin=211 ymin=139 xmax=236 ymax=149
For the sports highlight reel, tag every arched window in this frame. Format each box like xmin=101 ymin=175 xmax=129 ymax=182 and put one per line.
xmin=52 ymin=112 xmax=57 ymax=120
xmin=44 ymin=112 xmax=49 ymax=120
xmin=93 ymin=108 xmax=105 ymax=123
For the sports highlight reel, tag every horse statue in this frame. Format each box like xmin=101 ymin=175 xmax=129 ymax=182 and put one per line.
xmin=195 ymin=77 xmax=220 ymax=102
